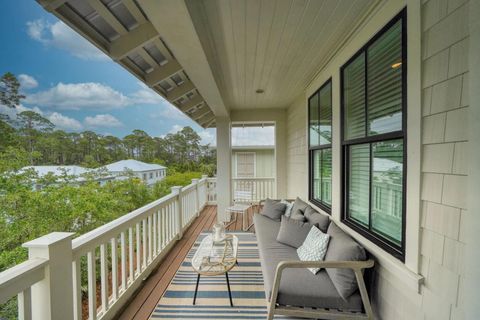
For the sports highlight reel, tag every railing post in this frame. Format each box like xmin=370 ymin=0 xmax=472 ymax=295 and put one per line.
xmin=171 ymin=186 xmax=183 ymax=239
xmin=23 ymin=232 xmax=75 ymax=320
xmin=192 ymin=178 xmax=200 ymax=217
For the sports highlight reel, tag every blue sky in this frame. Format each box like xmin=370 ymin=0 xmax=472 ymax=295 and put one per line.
xmin=0 ymin=1 xmax=216 ymax=144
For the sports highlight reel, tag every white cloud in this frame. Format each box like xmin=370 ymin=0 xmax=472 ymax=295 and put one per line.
xmin=84 ymin=114 xmax=123 ymax=128
xmin=169 ymin=124 xmax=183 ymax=134
xmin=25 ymin=82 xmax=131 ymax=110
xmin=232 ymin=126 xmax=275 ymax=146
xmin=130 ymin=83 xmax=165 ymax=105
xmin=0 ymin=103 xmax=43 ymax=120
xmin=198 ymin=129 xmax=215 ymax=145
xmin=48 ymin=112 xmax=83 ymax=131
xmin=27 ymin=19 xmax=108 ymax=61
xmin=18 ymin=74 xmax=39 ymax=89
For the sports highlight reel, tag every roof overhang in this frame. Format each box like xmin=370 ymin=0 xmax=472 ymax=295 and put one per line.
xmin=37 ymin=0 xmax=228 ymax=128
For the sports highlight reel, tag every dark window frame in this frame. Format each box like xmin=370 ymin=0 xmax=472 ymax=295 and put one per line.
xmin=308 ymin=78 xmax=333 ymax=214
xmin=340 ymin=9 xmax=407 ymax=261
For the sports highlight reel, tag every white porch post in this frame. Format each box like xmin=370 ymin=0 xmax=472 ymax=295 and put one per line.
xmin=216 ymin=116 xmax=232 ymax=222
xmin=23 ymin=232 xmax=75 ymax=320
xmin=465 ymin=2 xmax=480 ymax=319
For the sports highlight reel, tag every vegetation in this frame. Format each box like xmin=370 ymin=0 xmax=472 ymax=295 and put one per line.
xmin=0 ymin=73 xmax=216 ymax=319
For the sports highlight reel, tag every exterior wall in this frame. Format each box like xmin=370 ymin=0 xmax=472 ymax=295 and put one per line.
xmin=286 ymin=95 xmax=308 ymax=199
xmin=284 ymin=0 xmax=471 ymax=319
xmin=232 ymin=149 xmax=275 ymax=178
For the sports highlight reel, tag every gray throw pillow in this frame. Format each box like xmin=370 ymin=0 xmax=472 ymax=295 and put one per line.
xmin=289 ymin=208 xmax=306 ymax=222
xmin=276 ymin=216 xmax=313 ymax=248
xmin=291 ymin=197 xmax=309 ymax=216
xmin=324 ymin=222 xmax=367 ymax=300
xmin=261 ymin=198 xmax=287 ymax=221
xmin=304 ymin=206 xmax=330 ymax=233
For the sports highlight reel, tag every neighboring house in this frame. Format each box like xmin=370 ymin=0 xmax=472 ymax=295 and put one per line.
xmin=21 ymin=165 xmax=115 ymax=190
xmin=231 ymin=146 xmax=275 ymax=178
xmin=102 ymin=159 xmax=167 ymax=186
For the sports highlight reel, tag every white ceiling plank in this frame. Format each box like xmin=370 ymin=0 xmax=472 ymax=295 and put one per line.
xmin=138 ymin=48 xmax=158 ymax=68
xmin=178 ymin=95 xmax=204 ymax=112
xmin=87 ymin=0 xmax=128 ymax=36
xmin=190 ymin=105 xmax=211 ymax=120
xmin=109 ymin=21 xmax=158 ymax=59
xmin=37 ymin=0 xmax=66 ymax=12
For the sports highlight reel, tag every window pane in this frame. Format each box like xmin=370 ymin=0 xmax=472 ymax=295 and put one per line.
xmin=367 ymin=20 xmax=403 ymax=135
xmin=344 ymin=53 xmax=365 ymax=140
xmin=319 ymin=82 xmax=332 ymax=144
xmin=371 ymin=139 xmax=403 ymax=245
xmin=309 ymin=93 xmax=319 ymax=146
xmin=321 ymin=149 xmax=332 ymax=206
xmin=312 ymin=150 xmax=321 ymax=201
xmin=348 ymin=144 xmax=370 ymax=226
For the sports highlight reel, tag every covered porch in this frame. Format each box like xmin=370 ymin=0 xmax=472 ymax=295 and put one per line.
xmin=1 ymin=0 xmax=479 ymax=320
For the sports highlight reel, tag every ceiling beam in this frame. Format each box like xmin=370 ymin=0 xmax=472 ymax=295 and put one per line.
xmin=122 ymin=0 xmax=146 ymax=24
xmin=145 ymin=60 xmax=182 ymax=87
xmin=37 ymin=0 xmax=66 ymax=12
xmin=87 ymin=0 xmax=128 ymax=36
xmin=138 ymin=0 xmax=228 ymax=117
xmin=199 ymin=113 xmax=215 ymax=127
xmin=109 ymin=22 xmax=158 ymax=60
xmin=177 ymin=95 xmax=203 ymax=112
xmin=190 ymin=105 xmax=211 ymax=120
xmin=137 ymin=48 xmax=158 ymax=69
xmin=166 ymin=80 xmax=195 ymax=102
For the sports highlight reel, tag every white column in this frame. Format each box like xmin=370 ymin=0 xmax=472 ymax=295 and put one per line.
xmin=216 ymin=116 xmax=232 ymax=222
xmin=466 ymin=2 xmax=480 ymax=319
xmin=23 ymin=232 xmax=75 ymax=320
xmin=192 ymin=178 xmax=200 ymax=216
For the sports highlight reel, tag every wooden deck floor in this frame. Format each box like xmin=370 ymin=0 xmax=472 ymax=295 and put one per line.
xmin=117 ymin=205 xmax=257 ymax=320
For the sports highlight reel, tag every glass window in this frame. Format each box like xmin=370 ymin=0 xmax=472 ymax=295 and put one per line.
xmin=309 ymin=79 xmax=332 ymax=212
xmin=341 ymin=10 xmax=406 ymax=259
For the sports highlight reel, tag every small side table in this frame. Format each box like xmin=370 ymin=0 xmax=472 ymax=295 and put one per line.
xmin=225 ymin=203 xmax=253 ymax=231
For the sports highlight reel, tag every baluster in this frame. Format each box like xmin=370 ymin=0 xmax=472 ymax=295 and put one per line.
xmin=18 ymin=288 xmax=32 ymax=320
xmin=147 ymin=215 xmax=152 ymax=263
xmin=128 ymin=227 xmax=134 ymax=283
xmin=72 ymin=258 xmax=82 ymax=320
xmin=100 ymin=243 xmax=109 ymax=313
xmin=136 ymin=223 xmax=141 ymax=276
xmin=121 ymin=232 xmax=127 ymax=292
xmin=142 ymin=219 xmax=147 ymax=269
xmin=111 ymin=237 xmax=118 ymax=301
xmin=153 ymin=211 xmax=157 ymax=255
xmin=87 ymin=250 xmax=97 ymax=320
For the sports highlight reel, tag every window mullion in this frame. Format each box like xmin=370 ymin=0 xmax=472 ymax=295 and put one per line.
xmin=368 ymin=143 xmax=373 ymax=231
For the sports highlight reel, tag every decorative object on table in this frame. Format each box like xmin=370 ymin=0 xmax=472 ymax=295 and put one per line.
xmin=212 ymin=222 xmax=226 ymax=242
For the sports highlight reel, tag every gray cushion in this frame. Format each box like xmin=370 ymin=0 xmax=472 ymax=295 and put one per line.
xmin=325 ymin=222 xmax=367 ymax=300
xmin=304 ymin=206 xmax=330 ymax=233
xmin=261 ymin=198 xmax=286 ymax=221
xmin=253 ymin=214 xmax=363 ymax=311
xmin=276 ymin=216 xmax=313 ymax=248
xmin=291 ymin=197 xmax=309 ymax=216
xmin=289 ymin=208 xmax=306 ymax=221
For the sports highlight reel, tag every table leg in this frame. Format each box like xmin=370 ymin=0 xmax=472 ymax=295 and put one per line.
xmin=193 ymin=273 xmax=200 ymax=305
xmin=225 ymin=272 xmax=233 ymax=307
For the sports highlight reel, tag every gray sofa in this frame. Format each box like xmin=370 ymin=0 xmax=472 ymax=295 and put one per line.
xmin=253 ymin=200 xmax=374 ymax=320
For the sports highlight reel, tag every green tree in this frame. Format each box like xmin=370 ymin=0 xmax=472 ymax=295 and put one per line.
xmin=0 ymin=72 xmax=25 ymax=109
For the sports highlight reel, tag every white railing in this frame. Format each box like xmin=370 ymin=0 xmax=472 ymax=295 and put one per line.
xmin=0 ymin=175 xmax=210 ymax=320
xmin=207 ymin=178 xmax=217 ymax=204
xmin=232 ymin=177 xmax=276 ymax=203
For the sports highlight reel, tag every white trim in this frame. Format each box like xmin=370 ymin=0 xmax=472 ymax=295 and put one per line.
xmin=304 ymin=0 xmax=423 ymax=290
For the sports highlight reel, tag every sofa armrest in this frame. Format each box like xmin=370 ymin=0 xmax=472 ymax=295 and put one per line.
xmin=268 ymin=259 xmax=375 ymax=317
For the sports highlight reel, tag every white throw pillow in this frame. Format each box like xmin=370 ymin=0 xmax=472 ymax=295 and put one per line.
xmin=281 ymin=199 xmax=294 ymax=217
xmin=296 ymin=226 xmax=330 ymax=274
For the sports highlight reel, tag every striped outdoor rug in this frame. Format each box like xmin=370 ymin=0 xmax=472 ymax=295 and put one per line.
xmin=150 ymin=232 xmax=301 ymax=319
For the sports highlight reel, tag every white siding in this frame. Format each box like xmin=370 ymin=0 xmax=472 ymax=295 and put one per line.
xmin=284 ymin=0 xmax=470 ymax=318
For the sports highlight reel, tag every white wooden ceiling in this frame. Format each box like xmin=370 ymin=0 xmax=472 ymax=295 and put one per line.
xmin=186 ymin=0 xmax=378 ymax=110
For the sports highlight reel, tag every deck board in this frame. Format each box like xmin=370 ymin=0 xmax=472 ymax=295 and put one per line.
xmin=117 ymin=205 xmax=257 ymax=320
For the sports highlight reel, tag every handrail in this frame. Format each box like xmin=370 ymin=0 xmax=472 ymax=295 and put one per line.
xmin=231 ymin=177 xmax=275 ymax=180
xmin=0 ymin=258 xmax=48 ymax=304
xmin=72 ymin=192 xmax=177 ymax=255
